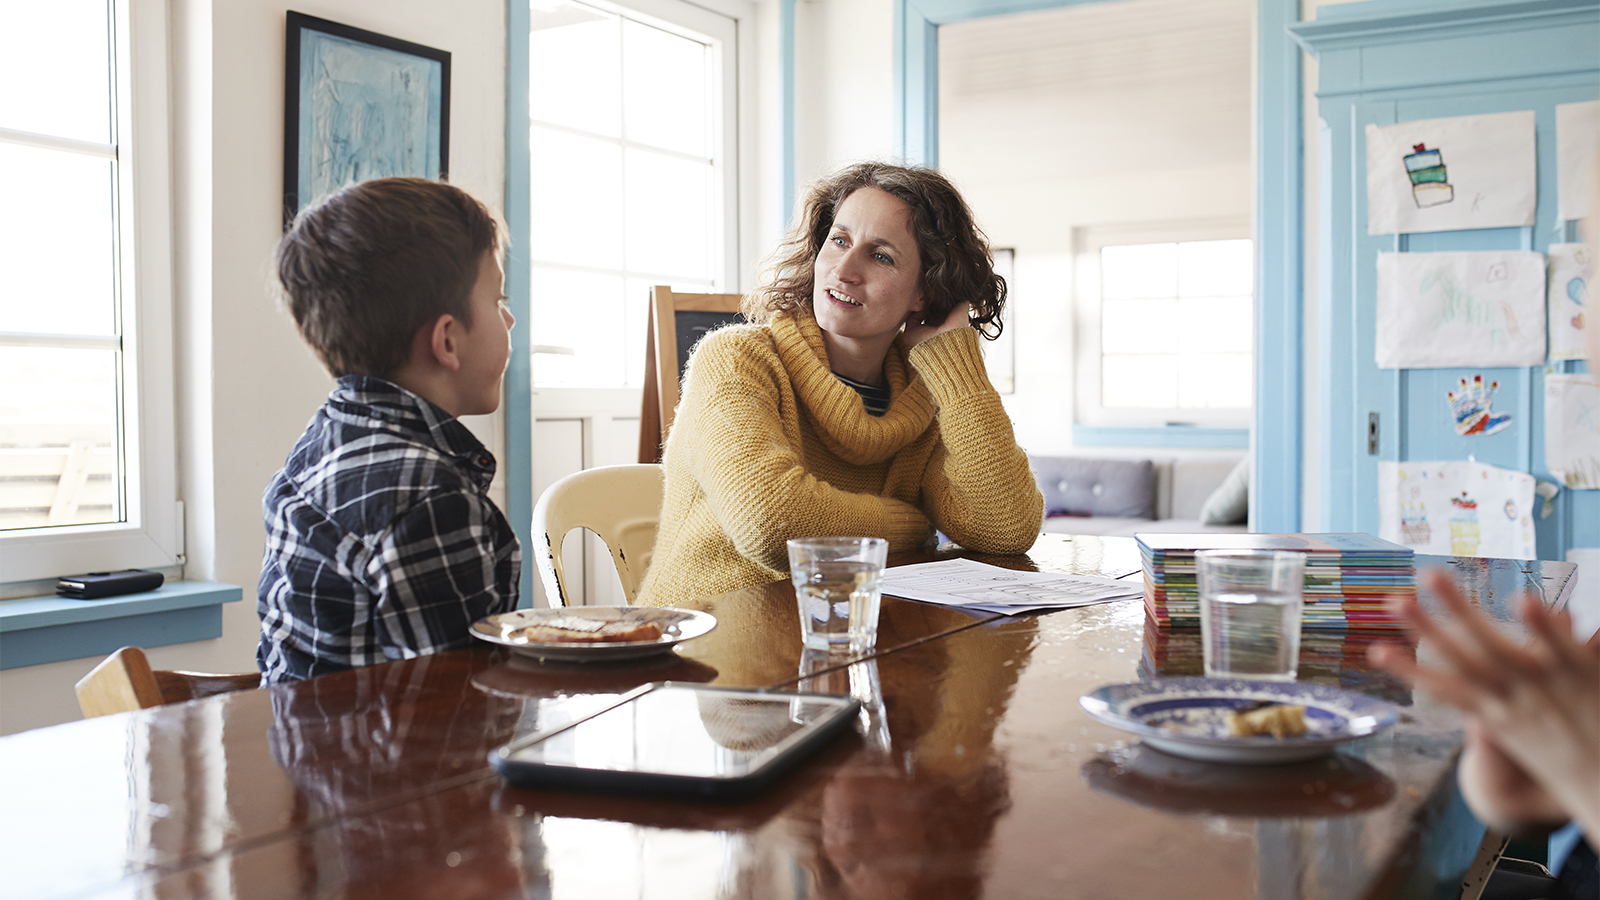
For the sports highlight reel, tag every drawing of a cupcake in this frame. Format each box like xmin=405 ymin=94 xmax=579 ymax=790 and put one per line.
xmin=1404 ymin=143 xmax=1454 ymax=208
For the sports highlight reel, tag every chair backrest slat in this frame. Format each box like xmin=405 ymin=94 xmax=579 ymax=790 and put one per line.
xmin=75 ymin=646 xmax=258 ymax=718
xmin=532 ymin=464 xmax=665 ymax=607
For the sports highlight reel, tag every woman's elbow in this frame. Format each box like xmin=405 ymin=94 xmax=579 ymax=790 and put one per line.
xmin=948 ymin=495 xmax=1043 ymax=554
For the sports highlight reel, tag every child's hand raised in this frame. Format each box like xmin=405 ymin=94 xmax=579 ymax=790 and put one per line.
xmin=1369 ymin=568 xmax=1600 ymax=844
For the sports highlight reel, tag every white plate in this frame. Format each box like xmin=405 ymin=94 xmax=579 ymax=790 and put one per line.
xmin=1077 ymin=677 xmax=1397 ymax=764
xmin=470 ymin=607 xmax=717 ymax=662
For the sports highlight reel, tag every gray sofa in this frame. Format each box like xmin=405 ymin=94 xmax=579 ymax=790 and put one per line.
xmin=1031 ymin=453 xmax=1249 ymax=537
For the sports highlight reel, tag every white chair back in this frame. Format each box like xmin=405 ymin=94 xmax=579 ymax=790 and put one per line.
xmin=531 ymin=464 xmax=664 ymax=607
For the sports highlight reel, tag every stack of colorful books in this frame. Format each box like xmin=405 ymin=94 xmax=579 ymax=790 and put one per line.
xmin=1137 ymin=533 xmax=1415 ymax=631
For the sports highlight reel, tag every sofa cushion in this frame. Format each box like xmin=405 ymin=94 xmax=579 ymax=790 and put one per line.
xmin=1199 ymin=456 xmax=1251 ymax=525
xmin=1170 ymin=456 xmax=1246 ymax=520
xmin=1032 ymin=457 xmax=1155 ymax=520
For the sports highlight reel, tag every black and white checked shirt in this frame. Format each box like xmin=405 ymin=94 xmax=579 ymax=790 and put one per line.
xmin=257 ymin=376 xmax=521 ymax=684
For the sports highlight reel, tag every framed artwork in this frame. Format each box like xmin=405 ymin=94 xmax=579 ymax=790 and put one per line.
xmin=283 ymin=11 xmax=450 ymax=227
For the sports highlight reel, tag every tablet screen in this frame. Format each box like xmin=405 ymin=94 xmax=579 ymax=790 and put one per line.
xmin=502 ymin=685 xmax=857 ymax=781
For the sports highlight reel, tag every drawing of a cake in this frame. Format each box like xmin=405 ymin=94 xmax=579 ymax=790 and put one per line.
xmin=1404 ymin=143 xmax=1454 ymax=208
xmin=1399 ymin=502 xmax=1431 ymax=545
xmin=1448 ymin=491 xmax=1479 ymax=556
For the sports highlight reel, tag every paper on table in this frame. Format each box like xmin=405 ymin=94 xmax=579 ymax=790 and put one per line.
xmin=1557 ymin=100 xmax=1599 ymax=222
xmin=1375 ymin=250 xmax=1546 ymax=369
xmin=881 ymin=558 xmax=1142 ymax=616
xmin=1365 ymin=111 xmax=1536 ymax=236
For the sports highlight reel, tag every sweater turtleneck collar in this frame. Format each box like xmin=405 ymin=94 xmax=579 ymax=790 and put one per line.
xmin=768 ymin=308 xmax=937 ymax=465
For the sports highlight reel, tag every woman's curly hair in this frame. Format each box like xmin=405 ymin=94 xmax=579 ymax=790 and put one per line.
xmin=745 ymin=162 xmax=1006 ymax=339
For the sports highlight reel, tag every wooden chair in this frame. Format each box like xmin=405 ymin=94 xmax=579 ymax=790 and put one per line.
xmin=637 ymin=285 xmax=745 ymax=464
xmin=75 ymin=646 xmax=258 ymax=718
xmin=532 ymin=464 xmax=665 ymax=607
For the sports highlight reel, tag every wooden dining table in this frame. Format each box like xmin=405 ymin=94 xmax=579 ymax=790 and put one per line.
xmin=1 ymin=534 xmax=1577 ymax=900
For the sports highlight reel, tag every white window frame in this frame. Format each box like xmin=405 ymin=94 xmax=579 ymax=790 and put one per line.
xmin=0 ymin=0 xmax=180 ymax=585
xmin=527 ymin=0 xmax=742 ymax=390
xmin=1073 ymin=219 xmax=1253 ymax=430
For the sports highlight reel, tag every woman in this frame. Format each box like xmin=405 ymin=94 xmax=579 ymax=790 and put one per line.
xmin=636 ymin=162 xmax=1044 ymax=608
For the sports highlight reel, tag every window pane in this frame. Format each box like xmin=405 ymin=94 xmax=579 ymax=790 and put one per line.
xmin=529 ymin=3 xmax=620 ymax=137
xmin=1178 ymin=239 xmax=1253 ymax=297
xmin=1102 ymin=298 xmax=1177 ymax=354
xmin=1178 ymin=353 xmax=1252 ymax=409
xmin=525 ymin=1 xmax=725 ymax=390
xmin=530 ymin=128 xmax=623 ymax=270
xmin=1100 ymin=243 xmax=1175 ymax=299
xmin=1102 ymin=354 xmax=1177 ymax=408
xmin=531 ymin=268 xmax=626 ymax=386
xmin=624 ymin=150 xmax=712 ymax=280
xmin=1178 ymin=296 xmax=1252 ymax=354
xmin=622 ymin=20 xmax=708 ymax=157
xmin=0 ymin=0 xmax=112 ymax=143
xmin=0 ymin=347 xmax=120 ymax=530
xmin=0 ymin=143 xmax=117 ymax=335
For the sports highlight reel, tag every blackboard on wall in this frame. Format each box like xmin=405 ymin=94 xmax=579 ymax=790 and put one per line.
xmin=675 ymin=309 xmax=745 ymax=380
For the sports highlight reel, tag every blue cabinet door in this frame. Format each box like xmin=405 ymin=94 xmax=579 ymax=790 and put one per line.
xmin=1294 ymin=0 xmax=1599 ymax=559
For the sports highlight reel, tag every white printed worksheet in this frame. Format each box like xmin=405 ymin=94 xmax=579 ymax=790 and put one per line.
xmin=881 ymin=558 xmax=1142 ymax=616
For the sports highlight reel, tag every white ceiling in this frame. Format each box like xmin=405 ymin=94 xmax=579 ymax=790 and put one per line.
xmin=939 ymin=0 xmax=1253 ymax=186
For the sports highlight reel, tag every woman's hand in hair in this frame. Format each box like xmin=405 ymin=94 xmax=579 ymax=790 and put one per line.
xmin=903 ymin=301 xmax=971 ymax=350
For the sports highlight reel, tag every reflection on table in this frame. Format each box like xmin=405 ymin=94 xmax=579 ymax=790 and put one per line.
xmin=0 ymin=535 xmax=1576 ymax=900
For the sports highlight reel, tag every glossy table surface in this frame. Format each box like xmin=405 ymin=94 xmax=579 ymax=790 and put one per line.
xmin=1 ymin=536 xmax=1575 ymax=900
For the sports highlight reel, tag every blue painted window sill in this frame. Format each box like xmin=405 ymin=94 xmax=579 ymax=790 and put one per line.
xmin=1073 ymin=425 xmax=1249 ymax=449
xmin=0 ymin=582 xmax=243 ymax=670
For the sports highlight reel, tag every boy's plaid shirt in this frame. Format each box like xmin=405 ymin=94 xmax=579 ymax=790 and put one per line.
xmin=257 ymin=376 xmax=521 ymax=684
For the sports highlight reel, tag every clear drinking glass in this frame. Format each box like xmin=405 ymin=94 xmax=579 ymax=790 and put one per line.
xmin=1196 ymin=550 xmax=1305 ymax=681
xmin=787 ymin=537 xmax=888 ymax=652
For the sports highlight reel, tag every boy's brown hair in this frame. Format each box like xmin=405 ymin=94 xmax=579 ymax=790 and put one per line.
xmin=275 ymin=177 xmax=502 ymax=378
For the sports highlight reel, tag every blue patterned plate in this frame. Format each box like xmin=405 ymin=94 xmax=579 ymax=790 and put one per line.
xmin=1078 ymin=677 xmax=1397 ymax=764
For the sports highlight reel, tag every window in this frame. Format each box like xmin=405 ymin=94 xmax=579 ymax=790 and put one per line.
xmin=1075 ymin=223 xmax=1253 ymax=428
xmin=0 ymin=0 xmax=179 ymax=584
xmin=525 ymin=0 xmax=737 ymax=388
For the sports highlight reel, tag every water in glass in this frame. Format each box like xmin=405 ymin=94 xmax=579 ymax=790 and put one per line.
xmin=794 ymin=560 xmax=882 ymax=650
xmin=1201 ymin=590 xmax=1301 ymax=680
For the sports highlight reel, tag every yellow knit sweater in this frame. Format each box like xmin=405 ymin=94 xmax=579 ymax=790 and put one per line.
xmin=636 ymin=309 xmax=1044 ymax=607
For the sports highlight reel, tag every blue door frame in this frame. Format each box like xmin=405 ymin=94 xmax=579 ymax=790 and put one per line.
xmin=892 ymin=0 xmax=1305 ymax=532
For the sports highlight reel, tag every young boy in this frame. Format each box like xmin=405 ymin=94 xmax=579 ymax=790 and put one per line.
xmin=257 ymin=178 xmax=520 ymax=684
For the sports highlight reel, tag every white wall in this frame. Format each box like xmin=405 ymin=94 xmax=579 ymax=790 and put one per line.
xmin=792 ymin=0 xmax=899 ymax=183
xmin=0 ymin=0 xmax=507 ymax=735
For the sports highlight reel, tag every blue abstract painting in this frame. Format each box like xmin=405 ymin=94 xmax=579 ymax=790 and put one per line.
xmin=296 ymin=29 xmax=443 ymax=210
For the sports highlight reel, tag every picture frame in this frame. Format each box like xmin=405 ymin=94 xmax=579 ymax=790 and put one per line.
xmin=283 ymin=11 xmax=450 ymax=228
